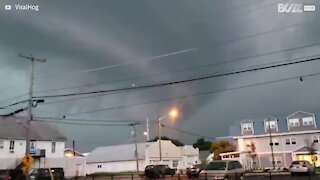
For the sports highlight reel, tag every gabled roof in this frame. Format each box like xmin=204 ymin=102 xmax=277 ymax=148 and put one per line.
xmin=86 ymin=142 xmax=152 ymax=164
xmin=287 ymin=111 xmax=315 ymax=118
xmin=294 ymin=146 xmax=316 ymax=153
xmin=0 ymin=116 xmax=67 ymax=141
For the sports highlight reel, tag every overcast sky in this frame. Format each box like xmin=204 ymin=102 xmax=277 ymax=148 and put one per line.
xmin=1 ymin=0 xmax=320 ymax=152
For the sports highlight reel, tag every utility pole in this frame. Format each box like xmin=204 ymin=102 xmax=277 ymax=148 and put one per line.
xmin=157 ymin=120 xmax=162 ymax=162
xmin=146 ymin=118 xmax=149 ymax=141
xmin=267 ymin=119 xmax=276 ymax=170
xmin=131 ymin=123 xmax=139 ymax=173
xmin=73 ymin=140 xmax=76 ymax=157
xmin=19 ymin=54 xmax=45 ymax=157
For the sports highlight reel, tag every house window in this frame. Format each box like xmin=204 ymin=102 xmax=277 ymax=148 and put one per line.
xmin=288 ymin=118 xmax=300 ymax=127
xmin=265 ymin=120 xmax=277 ymax=130
xmin=0 ymin=140 xmax=4 ymax=150
xmin=302 ymin=117 xmax=314 ymax=126
xmin=312 ymin=136 xmax=320 ymax=143
xmin=273 ymin=139 xmax=279 ymax=146
xmin=242 ymin=123 xmax=253 ymax=131
xmin=270 ymin=157 xmax=282 ymax=165
xmin=30 ymin=141 xmax=36 ymax=154
xmin=51 ymin=142 xmax=56 ymax=153
xmin=97 ymin=165 xmax=102 ymax=168
xmin=173 ymin=160 xmax=178 ymax=168
xmin=285 ymin=139 xmax=290 ymax=145
xmin=9 ymin=140 xmax=14 ymax=153
xmin=285 ymin=138 xmax=296 ymax=145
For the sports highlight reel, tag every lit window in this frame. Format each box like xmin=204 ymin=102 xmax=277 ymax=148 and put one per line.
xmin=51 ymin=142 xmax=56 ymax=153
xmin=9 ymin=140 xmax=14 ymax=153
xmin=288 ymin=118 xmax=299 ymax=127
xmin=302 ymin=117 xmax=314 ymax=126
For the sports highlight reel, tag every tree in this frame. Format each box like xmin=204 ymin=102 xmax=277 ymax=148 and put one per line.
xmin=211 ymin=140 xmax=236 ymax=160
xmin=192 ymin=138 xmax=212 ymax=151
xmin=148 ymin=136 xmax=184 ymax=146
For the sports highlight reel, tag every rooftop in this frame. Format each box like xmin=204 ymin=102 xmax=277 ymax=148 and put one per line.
xmin=0 ymin=116 xmax=67 ymax=141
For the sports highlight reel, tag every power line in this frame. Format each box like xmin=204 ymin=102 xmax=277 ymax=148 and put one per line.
xmin=32 ymin=119 xmax=138 ymax=127
xmin=34 ymin=116 xmax=145 ymax=123
xmin=34 ymin=23 xmax=314 ymax=94
xmin=0 ymin=99 xmax=29 ymax=110
xmin=38 ymin=54 xmax=320 ymax=105
xmin=34 ymin=56 xmax=320 ymax=99
xmin=61 ymin=71 xmax=320 ymax=117
xmin=161 ymin=123 xmax=216 ymax=141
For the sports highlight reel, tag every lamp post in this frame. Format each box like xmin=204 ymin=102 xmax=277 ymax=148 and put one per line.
xmin=157 ymin=109 xmax=178 ymax=162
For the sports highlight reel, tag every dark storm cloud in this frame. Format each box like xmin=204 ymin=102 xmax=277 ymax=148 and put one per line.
xmin=0 ymin=0 xmax=320 ymax=152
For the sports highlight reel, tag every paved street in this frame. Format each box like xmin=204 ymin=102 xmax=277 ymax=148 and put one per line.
xmin=69 ymin=174 xmax=320 ymax=180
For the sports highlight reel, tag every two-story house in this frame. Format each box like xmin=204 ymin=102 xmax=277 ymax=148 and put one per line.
xmin=218 ymin=111 xmax=320 ymax=169
xmin=0 ymin=117 xmax=67 ymax=169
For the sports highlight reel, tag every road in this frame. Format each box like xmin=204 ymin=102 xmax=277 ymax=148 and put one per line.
xmin=69 ymin=174 xmax=320 ymax=180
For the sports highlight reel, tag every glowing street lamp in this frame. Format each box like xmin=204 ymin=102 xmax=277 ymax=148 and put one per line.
xmin=158 ymin=108 xmax=179 ymax=162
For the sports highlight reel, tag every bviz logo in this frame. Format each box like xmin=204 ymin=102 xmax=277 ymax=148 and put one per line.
xmin=278 ymin=3 xmax=303 ymax=13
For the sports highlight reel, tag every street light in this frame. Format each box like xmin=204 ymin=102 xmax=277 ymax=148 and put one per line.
xmin=157 ymin=109 xmax=179 ymax=163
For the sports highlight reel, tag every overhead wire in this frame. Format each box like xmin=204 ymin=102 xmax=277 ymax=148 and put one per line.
xmin=33 ymin=56 xmax=320 ymax=99
xmin=61 ymin=70 xmax=320 ymax=117
xmin=37 ymin=54 xmax=320 ymax=105
xmin=161 ymin=123 xmax=216 ymax=141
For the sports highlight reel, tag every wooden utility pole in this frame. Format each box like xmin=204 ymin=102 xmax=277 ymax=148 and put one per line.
xmin=19 ymin=54 xmax=45 ymax=177
xmin=131 ymin=123 xmax=139 ymax=173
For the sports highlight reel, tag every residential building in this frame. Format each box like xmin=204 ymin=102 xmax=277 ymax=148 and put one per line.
xmin=0 ymin=117 xmax=67 ymax=170
xmin=86 ymin=140 xmax=199 ymax=174
xmin=0 ymin=117 xmax=87 ymax=177
xmin=219 ymin=111 xmax=320 ymax=169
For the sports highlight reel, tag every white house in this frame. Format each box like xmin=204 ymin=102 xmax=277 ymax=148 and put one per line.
xmin=86 ymin=140 xmax=200 ymax=174
xmin=218 ymin=111 xmax=320 ymax=169
xmin=0 ymin=117 xmax=67 ymax=170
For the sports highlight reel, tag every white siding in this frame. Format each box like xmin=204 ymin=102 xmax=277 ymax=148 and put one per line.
xmin=86 ymin=160 xmax=145 ymax=174
xmin=0 ymin=139 xmax=65 ymax=169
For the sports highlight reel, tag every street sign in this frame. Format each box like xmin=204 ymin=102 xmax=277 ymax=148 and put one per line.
xmin=22 ymin=154 xmax=34 ymax=169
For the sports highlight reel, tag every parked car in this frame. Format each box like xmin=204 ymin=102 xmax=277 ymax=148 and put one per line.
xmin=289 ymin=160 xmax=315 ymax=175
xmin=199 ymin=160 xmax=244 ymax=180
xmin=145 ymin=165 xmax=175 ymax=178
xmin=186 ymin=164 xmax=206 ymax=178
xmin=30 ymin=168 xmax=64 ymax=180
